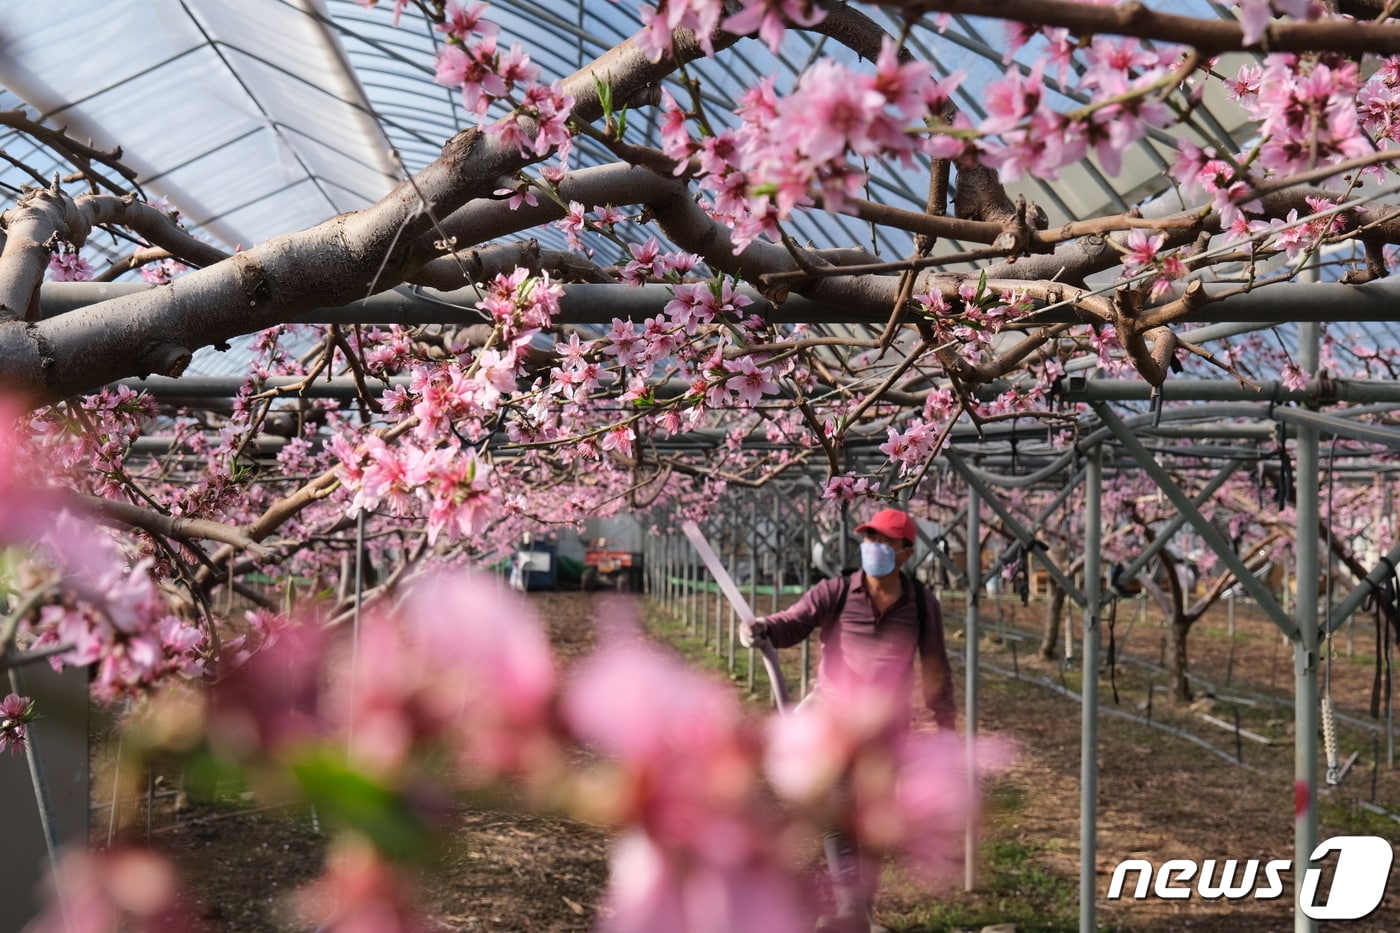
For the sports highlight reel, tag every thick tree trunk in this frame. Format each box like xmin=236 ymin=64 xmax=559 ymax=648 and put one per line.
xmin=1040 ymin=582 xmax=1067 ymax=660
xmin=1169 ymin=613 xmax=1193 ymax=702
xmin=1149 ymin=548 xmax=1195 ymax=702
xmin=0 ymin=31 xmax=738 ymax=406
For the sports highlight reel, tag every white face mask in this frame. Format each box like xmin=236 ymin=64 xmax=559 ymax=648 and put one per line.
xmin=860 ymin=540 xmax=897 ymax=577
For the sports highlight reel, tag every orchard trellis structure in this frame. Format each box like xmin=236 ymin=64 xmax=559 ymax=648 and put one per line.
xmin=14 ymin=281 xmax=1400 ymax=932
xmin=9 ymin=1 xmax=1400 ymax=931
xmin=641 ymin=342 xmax=1400 ymax=933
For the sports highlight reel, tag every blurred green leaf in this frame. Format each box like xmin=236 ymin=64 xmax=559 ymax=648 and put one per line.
xmin=292 ymin=750 xmax=436 ymax=862
xmin=183 ymin=747 xmax=249 ymax=803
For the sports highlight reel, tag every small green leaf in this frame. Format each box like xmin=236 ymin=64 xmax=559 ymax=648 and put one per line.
xmin=184 ymin=748 xmax=249 ymax=804
xmin=292 ymin=750 xmax=436 ymax=862
xmin=594 ymin=75 xmax=613 ymax=118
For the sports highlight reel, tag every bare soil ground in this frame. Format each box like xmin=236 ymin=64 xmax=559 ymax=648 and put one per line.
xmin=117 ymin=589 xmax=1400 ymax=932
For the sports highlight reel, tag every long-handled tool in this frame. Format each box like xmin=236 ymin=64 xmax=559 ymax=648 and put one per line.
xmin=680 ymin=520 xmax=790 ymax=714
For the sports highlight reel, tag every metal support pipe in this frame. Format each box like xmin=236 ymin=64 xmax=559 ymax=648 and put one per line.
xmin=680 ymin=533 xmax=690 ymax=630
xmin=965 ymin=484 xmax=981 ymax=894
xmin=1090 ymin=403 xmax=1299 ymax=640
xmin=1056 ymin=374 xmax=1400 ymax=406
xmin=711 ymin=520 xmax=723 ymax=655
xmin=771 ymin=487 xmax=782 ymax=616
xmin=8 ymin=667 xmax=62 ymax=894
xmin=711 ymin=518 xmax=722 ymax=650
xmin=653 ymin=532 xmax=661 ymax=599
xmin=658 ymin=533 xmax=667 ymax=607
xmin=687 ymin=541 xmax=697 ymax=635
xmin=1107 ymin=459 xmax=1247 ymax=597
xmin=642 ymin=533 xmax=652 ymax=596
xmin=946 ymin=450 xmax=1087 ymax=607
xmin=673 ymin=533 xmax=681 ymax=623
xmin=802 ymin=486 xmax=813 ymax=697
xmin=749 ymin=491 xmax=760 ymax=694
xmin=1080 ymin=444 xmax=1103 ymax=933
xmin=985 ymin=465 xmax=1086 ymax=579
xmin=1275 ymin=405 xmax=1400 ymax=451
xmin=1325 ymin=535 xmax=1400 ymax=635
xmin=1294 ymin=325 xmax=1322 ymax=933
xmin=664 ymin=533 xmax=672 ymax=609
xmin=671 ymin=533 xmax=679 ymax=612
xmin=726 ymin=513 xmax=738 ymax=673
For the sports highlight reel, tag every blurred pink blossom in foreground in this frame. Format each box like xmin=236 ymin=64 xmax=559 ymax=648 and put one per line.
xmin=26 ymin=570 xmax=1008 ymax=933
xmin=23 ymin=846 xmax=191 ymax=933
xmin=292 ymin=837 xmax=433 ymax=933
xmin=564 ymin=624 xmax=811 ymax=933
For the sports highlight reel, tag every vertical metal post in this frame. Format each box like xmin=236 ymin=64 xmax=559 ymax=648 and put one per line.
xmin=726 ymin=511 xmax=738 ymax=673
xmin=672 ymin=532 xmax=681 ymax=610
xmin=668 ymin=532 xmax=677 ymax=611
xmin=685 ymin=539 xmax=696 ymax=634
xmin=1080 ymin=443 xmax=1103 ymax=933
xmin=771 ymin=487 xmax=782 ymax=616
xmin=654 ymin=532 xmax=663 ymax=605
xmin=801 ymin=486 xmax=813 ymax=697
xmin=965 ymin=484 xmax=981 ymax=893
xmin=662 ymin=532 xmax=671 ymax=605
xmin=656 ymin=532 xmax=665 ymax=599
xmin=700 ymin=523 xmax=712 ymax=647
xmin=748 ymin=491 xmax=759 ymax=693
xmin=350 ymin=509 xmax=366 ymax=759
xmin=642 ymin=532 xmax=651 ymax=596
xmin=652 ymin=531 xmax=661 ymax=598
xmin=710 ymin=520 xmax=722 ymax=654
xmin=1294 ymin=322 xmax=1321 ymax=933
xmin=8 ymin=668 xmax=61 ymax=886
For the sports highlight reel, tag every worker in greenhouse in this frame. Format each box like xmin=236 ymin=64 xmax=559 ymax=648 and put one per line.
xmin=741 ymin=507 xmax=956 ymax=933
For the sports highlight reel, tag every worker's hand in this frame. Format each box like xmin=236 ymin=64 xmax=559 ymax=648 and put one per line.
xmin=739 ymin=617 xmax=769 ymax=649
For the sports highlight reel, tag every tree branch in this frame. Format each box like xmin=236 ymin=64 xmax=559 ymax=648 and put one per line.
xmin=889 ymin=0 xmax=1400 ymax=55
xmin=80 ymin=494 xmax=275 ymax=559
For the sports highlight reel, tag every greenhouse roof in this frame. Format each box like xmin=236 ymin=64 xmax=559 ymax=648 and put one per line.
xmin=0 ymin=0 xmax=1252 ymax=266
xmin=3 ymin=0 xmax=1394 ymax=399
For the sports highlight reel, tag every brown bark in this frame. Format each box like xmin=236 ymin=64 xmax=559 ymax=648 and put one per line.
xmin=0 ymin=29 xmax=738 ymax=406
xmin=1040 ymin=581 xmax=1067 ymax=661
xmin=889 ymin=0 xmax=1400 ymax=55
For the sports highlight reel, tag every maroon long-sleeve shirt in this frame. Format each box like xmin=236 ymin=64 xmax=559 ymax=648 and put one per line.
xmin=761 ymin=570 xmax=957 ymax=727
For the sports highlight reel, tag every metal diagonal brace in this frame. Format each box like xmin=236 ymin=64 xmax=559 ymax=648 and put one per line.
xmin=1091 ymin=402 xmax=1300 ymax=641
xmin=986 ymin=464 xmax=1088 ymax=579
xmin=1326 ymin=538 xmax=1400 ymax=636
xmin=915 ymin=501 xmax=970 ymax=588
xmin=945 ymin=449 xmax=1087 ymax=607
xmin=1107 ymin=458 xmax=1248 ymax=599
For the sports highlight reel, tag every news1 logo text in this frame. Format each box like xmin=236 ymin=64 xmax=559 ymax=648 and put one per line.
xmin=1107 ymin=836 xmax=1393 ymax=921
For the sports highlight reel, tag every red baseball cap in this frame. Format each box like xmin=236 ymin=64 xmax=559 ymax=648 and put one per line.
xmin=855 ymin=508 xmax=917 ymax=545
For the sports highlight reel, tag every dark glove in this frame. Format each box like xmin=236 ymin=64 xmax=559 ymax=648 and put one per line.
xmin=739 ymin=617 xmax=769 ymax=648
